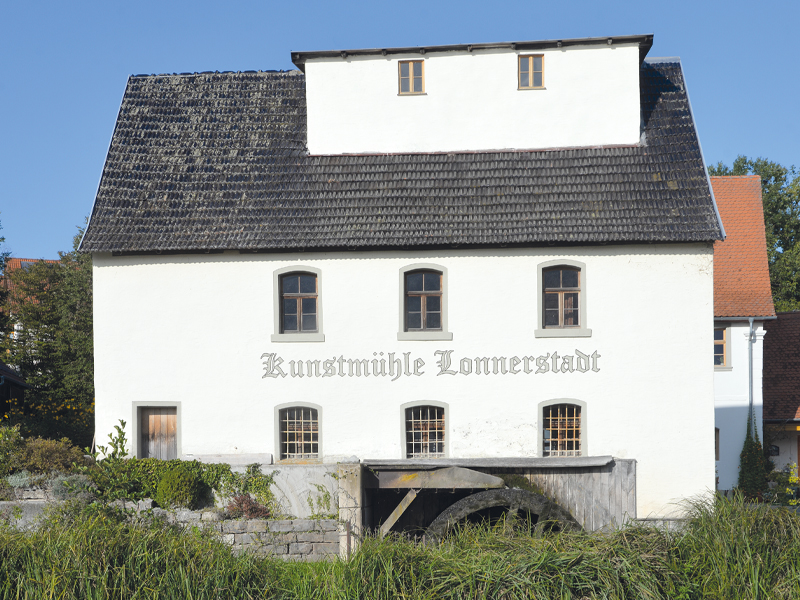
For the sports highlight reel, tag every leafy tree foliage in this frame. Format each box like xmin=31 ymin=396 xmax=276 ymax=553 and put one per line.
xmin=709 ymin=156 xmax=800 ymax=311
xmin=0 ymin=217 xmax=10 ymax=338
xmin=1 ymin=228 xmax=93 ymax=446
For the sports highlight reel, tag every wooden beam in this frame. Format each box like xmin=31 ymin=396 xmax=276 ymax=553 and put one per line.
xmin=379 ymin=489 xmax=418 ymax=538
xmin=378 ymin=467 xmax=505 ymax=489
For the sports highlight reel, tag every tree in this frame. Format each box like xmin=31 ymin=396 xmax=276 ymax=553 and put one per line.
xmin=737 ymin=410 xmax=768 ymax=499
xmin=709 ymin=156 xmax=800 ymax=311
xmin=0 ymin=227 xmax=94 ymax=446
xmin=0 ymin=216 xmax=10 ymax=338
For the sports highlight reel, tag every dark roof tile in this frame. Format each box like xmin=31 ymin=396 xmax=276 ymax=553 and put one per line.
xmin=81 ymin=62 xmax=722 ymax=252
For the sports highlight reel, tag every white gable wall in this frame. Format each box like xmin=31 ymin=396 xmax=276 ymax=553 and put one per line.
xmin=93 ymin=243 xmax=714 ymax=517
xmin=304 ymin=44 xmax=642 ymax=154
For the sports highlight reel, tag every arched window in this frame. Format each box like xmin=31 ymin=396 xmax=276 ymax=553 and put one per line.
xmin=272 ymin=266 xmax=324 ymax=342
xmin=535 ymin=260 xmax=591 ymax=338
xmin=278 ymin=406 xmax=319 ymax=460
xmin=280 ymin=272 xmax=318 ymax=333
xmin=542 ymin=266 xmax=580 ymax=328
xmin=404 ymin=404 xmax=446 ymax=458
xmin=398 ymin=264 xmax=452 ymax=341
xmin=404 ymin=269 xmax=442 ymax=331
xmin=542 ymin=403 xmax=582 ymax=457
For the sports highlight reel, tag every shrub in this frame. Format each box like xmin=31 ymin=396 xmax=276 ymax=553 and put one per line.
xmin=14 ymin=437 xmax=86 ymax=475
xmin=737 ymin=411 xmax=768 ymax=499
xmin=0 ymin=479 xmax=13 ymax=501
xmin=226 ymin=494 xmax=271 ymax=519
xmin=155 ymin=467 xmax=203 ymax=509
xmin=0 ymin=424 xmax=23 ymax=476
xmin=5 ymin=470 xmax=46 ymax=488
xmin=49 ymin=474 xmax=97 ymax=503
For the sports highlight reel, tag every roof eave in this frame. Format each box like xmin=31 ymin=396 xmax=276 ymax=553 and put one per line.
xmin=292 ymin=34 xmax=654 ymax=71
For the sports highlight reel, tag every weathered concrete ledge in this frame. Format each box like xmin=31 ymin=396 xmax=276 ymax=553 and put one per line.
xmin=362 ymin=456 xmax=615 ymax=470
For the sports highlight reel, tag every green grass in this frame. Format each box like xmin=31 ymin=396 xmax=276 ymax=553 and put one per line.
xmin=1 ymin=495 xmax=799 ymax=599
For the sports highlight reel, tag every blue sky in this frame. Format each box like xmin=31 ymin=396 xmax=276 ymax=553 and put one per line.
xmin=1 ymin=0 xmax=797 ymax=259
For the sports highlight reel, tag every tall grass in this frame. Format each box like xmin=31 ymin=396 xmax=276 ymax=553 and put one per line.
xmin=1 ymin=495 xmax=799 ymax=599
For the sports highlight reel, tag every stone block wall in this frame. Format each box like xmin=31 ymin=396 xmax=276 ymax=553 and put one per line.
xmin=167 ymin=509 xmax=340 ymax=560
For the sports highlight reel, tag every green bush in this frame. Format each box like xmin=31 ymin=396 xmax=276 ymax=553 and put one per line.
xmin=49 ymin=474 xmax=97 ymax=503
xmin=14 ymin=436 xmax=86 ymax=474
xmin=0 ymin=424 xmax=23 ymax=476
xmin=155 ymin=467 xmax=203 ymax=509
xmin=5 ymin=470 xmax=46 ymax=488
xmin=0 ymin=478 xmax=14 ymax=501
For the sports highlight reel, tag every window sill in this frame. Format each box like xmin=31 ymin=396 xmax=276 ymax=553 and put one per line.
xmin=714 ymin=366 xmax=733 ymax=372
xmin=397 ymin=331 xmax=453 ymax=341
xmin=518 ymin=86 xmax=546 ymax=91
xmin=397 ymin=92 xmax=427 ymax=96
xmin=534 ymin=328 xmax=592 ymax=338
xmin=270 ymin=333 xmax=325 ymax=343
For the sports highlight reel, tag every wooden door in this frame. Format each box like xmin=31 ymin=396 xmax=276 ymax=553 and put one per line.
xmin=139 ymin=407 xmax=177 ymax=459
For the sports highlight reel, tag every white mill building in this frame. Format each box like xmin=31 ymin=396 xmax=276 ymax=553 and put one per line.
xmin=82 ymin=35 xmax=724 ymax=534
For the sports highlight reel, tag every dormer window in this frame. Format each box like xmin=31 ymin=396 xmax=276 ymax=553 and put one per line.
xmin=518 ymin=55 xmax=544 ymax=89
xmin=399 ymin=60 xmax=424 ymax=94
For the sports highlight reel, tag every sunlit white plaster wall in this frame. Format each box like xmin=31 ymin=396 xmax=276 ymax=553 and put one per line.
xmin=93 ymin=243 xmax=714 ymax=517
xmin=714 ymin=322 xmax=766 ymax=490
xmin=304 ymin=44 xmax=642 ymax=154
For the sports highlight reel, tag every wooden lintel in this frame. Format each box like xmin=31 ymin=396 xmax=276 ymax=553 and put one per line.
xmin=379 ymin=488 xmax=418 ymax=538
xmin=378 ymin=466 xmax=505 ymax=489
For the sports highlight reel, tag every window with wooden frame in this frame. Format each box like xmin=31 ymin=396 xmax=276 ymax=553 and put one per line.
xmin=543 ymin=266 xmax=580 ymax=328
xmin=542 ymin=403 xmax=582 ymax=457
xmin=714 ymin=328 xmax=727 ymax=367
xmin=280 ymin=272 xmax=318 ymax=334
xmin=518 ymin=54 xmax=544 ymax=89
xmin=405 ymin=405 xmax=445 ymax=458
xmin=405 ymin=270 xmax=442 ymax=331
xmin=279 ymin=406 xmax=319 ymax=460
xmin=399 ymin=60 xmax=424 ymax=94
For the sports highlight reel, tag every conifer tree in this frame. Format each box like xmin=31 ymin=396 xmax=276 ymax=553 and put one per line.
xmin=737 ymin=409 xmax=768 ymax=499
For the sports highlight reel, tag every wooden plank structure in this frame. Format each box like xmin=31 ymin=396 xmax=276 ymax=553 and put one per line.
xmin=361 ymin=457 xmax=636 ymax=532
xmin=139 ymin=407 xmax=177 ymax=460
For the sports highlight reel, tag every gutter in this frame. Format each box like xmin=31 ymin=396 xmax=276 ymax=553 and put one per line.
xmin=715 ymin=316 xmax=777 ymax=322
xmin=292 ymin=34 xmax=654 ymax=71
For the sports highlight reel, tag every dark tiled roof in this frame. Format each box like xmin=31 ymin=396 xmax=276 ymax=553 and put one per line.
xmin=711 ymin=176 xmax=775 ymax=319
xmin=764 ymin=312 xmax=800 ymax=421
xmin=0 ymin=361 xmax=28 ymax=388
xmin=80 ymin=60 xmax=722 ymax=253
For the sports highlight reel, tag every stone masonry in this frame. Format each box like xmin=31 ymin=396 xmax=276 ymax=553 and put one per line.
xmin=166 ymin=508 xmax=339 ymax=561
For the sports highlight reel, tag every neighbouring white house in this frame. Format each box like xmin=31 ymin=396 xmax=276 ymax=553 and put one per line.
xmin=710 ymin=176 xmax=776 ymax=491
xmin=81 ymin=35 xmax=725 ymax=529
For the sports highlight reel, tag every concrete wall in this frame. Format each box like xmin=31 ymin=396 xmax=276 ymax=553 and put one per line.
xmin=304 ymin=44 xmax=641 ymax=154
xmin=93 ymin=243 xmax=715 ymax=518
xmin=714 ymin=322 xmax=766 ymax=489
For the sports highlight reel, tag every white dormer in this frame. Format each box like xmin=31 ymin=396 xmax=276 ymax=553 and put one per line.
xmin=293 ymin=35 xmax=653 ymax=155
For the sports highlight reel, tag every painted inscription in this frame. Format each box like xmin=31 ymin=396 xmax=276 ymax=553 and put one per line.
xmin=261 ymin=350 xmax=600 ymax=380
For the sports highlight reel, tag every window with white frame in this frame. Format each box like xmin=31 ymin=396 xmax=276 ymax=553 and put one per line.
xmin=278 ymin=406 xmax=319 ymax=460
xmin=271 ymin=266 xmax=324 ymax=342
xmin=535 ymin=260 xmax=591 ymax=338
xmin=405 ymin=405 xmax=445 ymax=458
xmin=542 ymin=403 xmax=582 ymax=457
xmin=398 ymin=264 xmax=453 ymax=341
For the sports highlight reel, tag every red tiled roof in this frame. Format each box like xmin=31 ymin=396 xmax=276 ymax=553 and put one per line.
xmin=711 ymin=176 xmax=775 ymax=318
xmin=763 ymin=311 xmax=800 ymax=420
